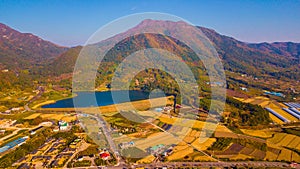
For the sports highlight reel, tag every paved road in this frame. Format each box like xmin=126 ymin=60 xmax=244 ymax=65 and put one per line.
xmin=24 ymin=86 xmax=44 ymax=111
xmin=87 ymin=114 xmax=125 ymax=166
xmin=67 ymin=161 xmax=290 ymax=169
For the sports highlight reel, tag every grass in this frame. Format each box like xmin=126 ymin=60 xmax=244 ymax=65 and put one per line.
xmin=268 ymin=133 xmax=287 ymax=144
xmin=191 ymin=138 xmax=216 ymax=151
xmin=24 ymin=113 xmax=41 ymax=119
xmin=292 ymin=152 xmax=300 ymax=162
xmin=136 ymin=155 xmax=155 ymax=164
xmin=40 ymin=113 xmax=65 ymax=120
xmin=241 ymin=129 xmax=274 ymax=138
xmin=167 ymin=146 xmax=194 ymax=161
xmin=265 ymin=151 xmax=278 ymax=161
xmin=277 ymin=149 xmax=292 ymax=161
xmin=31 ymin=100 xmax=55 ymax=109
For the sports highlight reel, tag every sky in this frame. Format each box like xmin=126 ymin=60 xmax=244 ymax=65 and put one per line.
xmin=0 ymin=0 xmax=299 ymax=47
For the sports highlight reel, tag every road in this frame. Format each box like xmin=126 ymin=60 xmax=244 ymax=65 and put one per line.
xmin=67 ymin=161 xmax=290 ymax=169
xmin=0 ymin=127 xmax=33 ymax=142
xmin=24 ymin=86 xmax=45 ymax=111
xmin=87 ymin=114 xmax=125 ymax=167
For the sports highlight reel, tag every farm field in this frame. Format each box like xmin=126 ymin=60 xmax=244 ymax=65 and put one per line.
xmin=234 ymin=96 xmax=299 ymax=123
xmin=268 ymin=133 xmax=300 ymax=150
xmin=191 ymin=138 xmax=216 ymax=150
xmin=24 ymin=113 xmax=41 ymax=119
xmin=167 ymin=146 xmax=194 ymax=161
xmin=241 ymin=129 xmax=274 ymax=138
xmin=134 ymin=132 xmax=177 ymax=150
xmin=136 ymin=155 xmax=155 ymax=164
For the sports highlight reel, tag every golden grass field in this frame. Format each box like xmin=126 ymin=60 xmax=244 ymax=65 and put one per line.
xmin=167 ymin=146 xmax=194 ymax=161
xmin=136 ymin=155 xmax=155 ymax=164
xmin=191 ymin=138 xmax=216 ymax=151
xmin=233 ymin=96 xmax=299 ymax=123
xmin=24 ymin=113 xmax=41 ymax=119
xmin=32 ymin=100 xmax=55 ymax=109
xmin=134 ymin=132 xmax=178 ymax=150
xmin=231 ymin=154 xmax=252 ymax=160
xmin=265 ymin=151 xmax=278 ymax=161
xmin=241 ymin=129 xmax=274 ymax=138
xmin=277 ymin=149 xmax=292 ymax=161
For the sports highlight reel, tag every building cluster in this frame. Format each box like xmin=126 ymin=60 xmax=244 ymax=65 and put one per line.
xmin=14 ymin=137 xmax=84 ymax=168
xmin=53 ymin=120 xmax=70 ymax=132
xmin=1 ymin=107 xmax=24 ymax=114
xmin=0 ymin=119 xmax=17 ymax=128
xmin=119 ymin=141 xmax=135 ymax=149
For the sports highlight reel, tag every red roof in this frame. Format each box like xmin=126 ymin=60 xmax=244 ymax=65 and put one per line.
xmin=100 ymin=152 xmax=110 ymax=158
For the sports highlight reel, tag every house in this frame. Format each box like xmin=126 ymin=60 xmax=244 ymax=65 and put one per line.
xmin=240 ymin=87 xmax=248 ymax=91
xmin=58 ymin=121 xmax=69 ymax=131
xmin=148 ymin=144 xmax=165 ymax=154
xmin=100 ymin=152 xmax=110 ymax=160
xmin=119 ymin=141 xmax=134 ymax=149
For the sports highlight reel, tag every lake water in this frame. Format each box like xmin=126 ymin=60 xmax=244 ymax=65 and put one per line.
xmin=42 ymin=90 xmax=164 ymax=108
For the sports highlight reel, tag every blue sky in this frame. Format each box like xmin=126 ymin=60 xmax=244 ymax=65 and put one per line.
xmin=0 ymin=0 xmax=299 ymax=46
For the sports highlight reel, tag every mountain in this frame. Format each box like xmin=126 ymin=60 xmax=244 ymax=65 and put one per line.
xmin=199 ymin=27 xmax=299 ymax=79
xmin=1 ymin=20 xmax=299 ymax=91
xmin=0 ymin=23 xmax=68 ymax=70
xmin=50 ymin=19 xmax=300 ymax=81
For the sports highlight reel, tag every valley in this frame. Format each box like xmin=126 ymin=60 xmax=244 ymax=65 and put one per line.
xmin=0 ymin=18 xmax=299 ymax=169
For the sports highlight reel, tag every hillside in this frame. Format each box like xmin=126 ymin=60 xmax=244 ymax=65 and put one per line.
xmin=49 ymin=20 xmax=300 ymax=81
xmin=0 ymin=20 xmax=299 ymax=92
xmin=0 ymin=23 xmax=68 ymax=70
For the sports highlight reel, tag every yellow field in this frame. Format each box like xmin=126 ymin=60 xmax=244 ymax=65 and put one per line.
xmin=183 ymin=136 xmax=195 ymax=143
xmin=243 ymin=98 xmax=255 ymax=103
xmin=268 ymin=103 xmax=298 ymax=122
xmin=265 ymin=151 xmax=278 ymax=161
xmin=24 ymin=113 xmax=41 ymax=119
xmin=233 ymin=96 xmax=299 ymax=123
xmin=158 ymin=114 xmax=231 ymax=134
xmin=269 ymin=114 xmax=284 ymax=124
xmin=279 ymin=134 xmax=296 ymax=147
xmin=167 ymin=146 xmax=194 ymax=161
xmin=40 ymin=113 xmax=65 ymax=120
xmin=191 ymin=138 xmax=216 ymax=151
xmin=173 ymin=144 xmax=189 ymax=151
xmin=136 ymin=155 xmax=155 ymax=164
xmin=32 ymin=100 xmax=55 ymax=109
xmin=268 ymin=133 xmax=287 ymax=144
xmin=134 ymin=132 xmax=178 ymax=150
xmin=259 ymin=100 xmax=271 ymax=107
xmin=287 ymin=137 xmax=300 ymax=149
xmin=241 ymin=129 xmax=273 ymax=138
xmin=292 ymin=152 xmax=300 ymax=162
xmin=277 ymin=149 xmax=292 ymax=161
xmin=231 ymin=154 xmax=252 ymax=160
xmin=268 ymin=133 xmax=300 ymax=150
xmin=61 ymin=115 xmax=77 ymax=122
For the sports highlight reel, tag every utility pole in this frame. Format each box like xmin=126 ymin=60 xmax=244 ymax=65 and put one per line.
xmin=173 ymin=94 xmax=177 ymax=113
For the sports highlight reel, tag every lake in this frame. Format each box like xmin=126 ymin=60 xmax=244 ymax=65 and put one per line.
xmin=42 ymin=90 xmax=164 ymax=108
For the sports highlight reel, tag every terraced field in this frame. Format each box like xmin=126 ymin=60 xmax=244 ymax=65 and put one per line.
xmin=268 ymin=133 xmax=300 ymax=150
xmin=191 ymin=138 xmax=216 ymax=151
xmin=233 ymin=96 xmax=300 ymax=123
xmin=241 ymin=129 xmax=274 ymax=138
xmin=277 ymin=149 xmax=292 ymax=161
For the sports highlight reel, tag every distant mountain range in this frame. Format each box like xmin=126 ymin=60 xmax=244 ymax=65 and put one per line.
xmin=0 ymin=20 xmax=299 ymax=90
